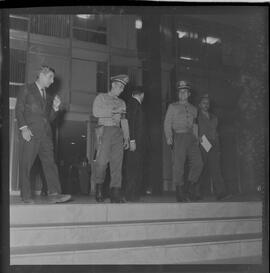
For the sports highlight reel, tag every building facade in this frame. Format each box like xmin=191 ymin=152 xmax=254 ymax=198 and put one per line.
xmin=8 ymin=10 xmax=259 ymax=195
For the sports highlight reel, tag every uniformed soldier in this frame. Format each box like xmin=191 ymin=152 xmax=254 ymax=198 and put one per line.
xmin=164 ymin=80 xmax=203 ymax=202
xmin=92 ymin=74 xmax=130 ymax=203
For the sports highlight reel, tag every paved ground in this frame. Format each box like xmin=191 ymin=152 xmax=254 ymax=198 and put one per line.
xmin=10 ymin=192 xmax=262 ymax=205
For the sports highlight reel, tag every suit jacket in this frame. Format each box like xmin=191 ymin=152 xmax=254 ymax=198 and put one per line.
xmin=127 ymin=97 xmax=145 ymax=147
xmin=15 ymin=83 xmax=57 ymax=138
xmin=197 ymin=110 xmax=219 ymax=146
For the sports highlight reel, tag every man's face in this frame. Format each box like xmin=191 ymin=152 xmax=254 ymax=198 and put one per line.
xmin=178 ymin=88 xmax=190 ymax=101
xmin=40 ymin=71 xmax=55 ymax=88
xmin=140 ymin=93 xmax=145 ymax=103
xmin=199 ymin=98 xmax=210 ymax=112
xmin=112 ymin=81 xmax=125 ymax=97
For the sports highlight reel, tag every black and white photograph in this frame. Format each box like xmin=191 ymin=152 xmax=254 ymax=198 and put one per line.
xmin=0 ymin=3 xmax=269 ymax=273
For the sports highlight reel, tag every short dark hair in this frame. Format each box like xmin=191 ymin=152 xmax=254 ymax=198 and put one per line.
xmin=132 ymin=86 xmax=144 ymax=96
xmin=38 ymin=65 xmax=55 ymax=76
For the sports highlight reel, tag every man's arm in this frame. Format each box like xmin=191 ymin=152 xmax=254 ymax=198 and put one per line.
xmin=164 ymin=104 xmax=174 ymax=145
xmin=15 ymin=85 xmax=34 ymax=142
xmin=48 ymin=95 xmax=61 ymax=122
xmin=15 ymin=85 xmax=28 ymax=129
xmin=127 ymin=100 xmax=138 ymax=143
xmin=93 ymin=94 xmax=113 ymax=118
xmin=119 ymin=100 xmax=130 ymax=149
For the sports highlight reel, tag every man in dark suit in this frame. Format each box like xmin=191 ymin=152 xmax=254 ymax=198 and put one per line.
xmin=125 ymin=86 xmax=145 ymax=201
xmin=15 ymin=65 xmax=71 ymax=203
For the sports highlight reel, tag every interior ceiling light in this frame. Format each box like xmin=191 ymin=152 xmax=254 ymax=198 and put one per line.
xmin=203 ymin=36 xmax=221 ymax=45
xmin=180 ymin=56 xmax=192 ymax=60
xmin=176 ymin=30 xmax=188 ymax=39
xmin=70 ymin=142 xmax=76 ymax=145
xmin=180 ymin=56 xmax=199 ymax=61
xmin=76 ymin=14 xmax=93 ymax=20
xmin=135 ymin=18 xmax=142 ymax=29
xmin=81 ymin=135 xmax=86 ymax=138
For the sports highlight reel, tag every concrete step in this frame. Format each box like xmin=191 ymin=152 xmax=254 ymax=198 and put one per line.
xmin=10 ymin=201 xmax=262 ymax=225
xmin=10 ymin=233 xmax=262 ymax=264
xmin=10 ymin=216 xmax=262 ymax=247
xmin=191 ymin=255 xmax=262 ymax=264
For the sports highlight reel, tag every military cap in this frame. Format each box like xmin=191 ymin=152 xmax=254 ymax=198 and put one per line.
xmin=199 ymin=93 xmax=210 ymax=101
xmin=177 ymin=80 xmax=191 ymax=90
xmin=111 ymin=74 xmax=129 ymax=86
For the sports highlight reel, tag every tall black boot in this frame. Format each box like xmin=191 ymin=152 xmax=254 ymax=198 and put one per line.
xmin=110 ymin=187 xmax=125 ymax=203
xmin=95 ymin=184 xmax=104 ymax=203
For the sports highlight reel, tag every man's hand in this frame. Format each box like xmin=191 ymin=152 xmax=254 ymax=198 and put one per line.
xmin=53 ymin=95 xmax=61 ymax=111
xmin=167 ymin=136 xmax=173 ymax=146
xmin=21 ymin=127 xmax=33 ymax=142
xmin=123 ymin=138 xmax=129 ymax=150
xmin=112 ymin=106 xmax=126 ymax=114
xmin=129 ymin=141 xmax=136 ymax=152
xmin=112 ymin=113 xmax=121 ymax=123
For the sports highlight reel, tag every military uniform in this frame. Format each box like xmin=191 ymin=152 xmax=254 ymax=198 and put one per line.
xmin=164 ymin=81 xmax=203 ymax=200
xmin=92 ymin=75 xmax=129 ymax=202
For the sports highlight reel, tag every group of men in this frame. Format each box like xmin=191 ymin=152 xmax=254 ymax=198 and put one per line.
xmin=16 ymin=65 xmax=230 ymax=204
xmin=164 ymin=80 xmax=231 ymax=202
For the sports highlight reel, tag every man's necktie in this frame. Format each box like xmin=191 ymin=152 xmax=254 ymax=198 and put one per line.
xmin=41 ymin=89 xmax=46 ymax=100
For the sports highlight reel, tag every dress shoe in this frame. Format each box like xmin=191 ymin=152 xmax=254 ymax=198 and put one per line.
xmin=216 ymin=192 xmax=232 ymax=201
xmin=125 ymin=195 xmax=140 ymax=202
xmin=22 ymin=198 xmax=35 ymax=204
xmin=110 ymin=187 xmax=125 ymax=203
xmin=95 ymin=184 xmax=104 ymax=203
xmin=47 ymin=193 xmax=71 ymax=203
xmin=40 ymin=191 xmax=48 ymax=197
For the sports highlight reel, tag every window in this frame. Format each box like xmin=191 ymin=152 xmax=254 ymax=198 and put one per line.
xmin=9 ymin=48 xmax=27 ymax=97
xmin=97 ymin=62 xmax=108 ymax=93
xmin=202 ymin=35 xmax=222 ymax=69
xmin=110 ymin=65 xmax=128 ymax=78
xmin=72 ymin=15 xmax=107 ymax=45
xmin=176 ymin=27 xmax=201 ymax=63
xmin=176 ymin=25 xmax=223 ymax=69
xmin=10 ymin=14 xmax=29 ymax=32
xmin=30 ymin=15 xmax=70 ymax=38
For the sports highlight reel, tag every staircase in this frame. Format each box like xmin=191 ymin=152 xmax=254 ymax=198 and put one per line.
xmin=10 ymin=201 xmax=262 ymax=264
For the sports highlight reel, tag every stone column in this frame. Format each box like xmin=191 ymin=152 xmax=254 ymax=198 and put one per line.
xmin=142 ymin=15 xmax=163 ymax=194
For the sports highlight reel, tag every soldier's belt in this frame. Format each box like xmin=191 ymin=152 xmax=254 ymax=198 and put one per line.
xmin=98 ymin=124 xmax=120 ymax=127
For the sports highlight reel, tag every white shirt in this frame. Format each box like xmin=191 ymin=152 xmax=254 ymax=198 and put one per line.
xmin=132 ymin=95 xmax=142 ymax=104
xmin=35 ymin=81 xmax=46 ymax=99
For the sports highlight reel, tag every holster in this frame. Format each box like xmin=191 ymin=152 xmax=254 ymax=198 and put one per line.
xmin=95 ymin=125 xmax=104 ymax=144
xmin=94 ymin=125 xmax=104 ymax=160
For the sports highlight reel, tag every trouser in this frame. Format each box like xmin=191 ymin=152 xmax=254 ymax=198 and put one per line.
xmin=199 ymin=144 xmax=226 ymax=196
xmin=125 ymin=145 xmax=144 ymax=198
xmin=94 ymin=126 xmax=123 ymax=188
xmin=19 ymin=132 xmax=61 ymax=200
xmin=173 ymin=132 xmax=203 ymax=186
xmin=30 ymin=157 xmax=48 ymax=193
